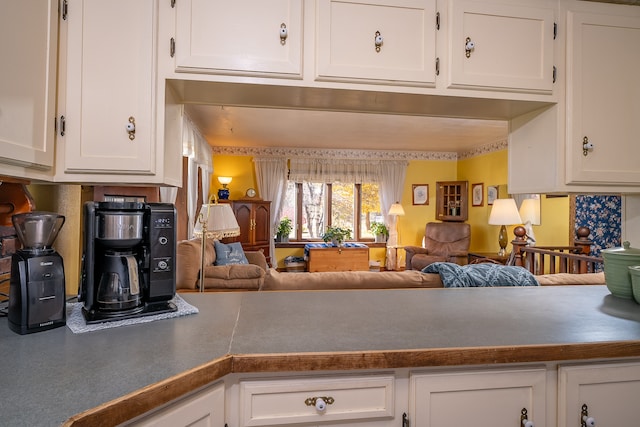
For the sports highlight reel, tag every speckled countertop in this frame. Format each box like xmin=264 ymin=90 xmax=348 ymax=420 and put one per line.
xmin=2 ymin=286 xmax=640 ymax=426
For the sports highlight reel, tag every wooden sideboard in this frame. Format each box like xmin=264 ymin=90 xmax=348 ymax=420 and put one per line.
xmin=221 ymin=200 xmax=271 ymax=265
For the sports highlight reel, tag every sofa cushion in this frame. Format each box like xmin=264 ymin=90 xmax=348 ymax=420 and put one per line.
xmin=214 ymin=241 xmax=249 ymax=265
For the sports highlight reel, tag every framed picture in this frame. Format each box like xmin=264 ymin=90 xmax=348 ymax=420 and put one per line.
xmin=472 ymin=183 xmax=484 ymax=206
xmin=487 ymin=185 xmax=498 ymax=205
xmin=412 ymin=184 xmax=429 ymax=205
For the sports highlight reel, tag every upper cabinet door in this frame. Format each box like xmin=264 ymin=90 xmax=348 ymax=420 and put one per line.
xmin=566 ymin=10 xmax=640 ymax=185
xmin=0 ymin=0 xmax=57 ymax=171
xmin=60 ymin=0 xmax=156 ymax=174
xmin=448 ymin=0 xmax=555 ymax=93
xmin=175 ymin=0 xmax=303 ymax=77
xmin=316 ymin=0 xmax=437 ymax=86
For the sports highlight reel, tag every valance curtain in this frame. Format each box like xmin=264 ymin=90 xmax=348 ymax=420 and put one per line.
xmin=182 ymin=113 xmax=212 ymax=238
xmin=253 ymin=157 xmax=289 ymax=266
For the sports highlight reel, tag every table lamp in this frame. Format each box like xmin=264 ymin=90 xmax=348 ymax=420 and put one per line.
xmin=488 ymin=198 xmax=522 ymax=256
xmin=217 ymin=176 xmax=232 ymax=200
xmin=193 ymin=196 xmax=240 ymax=292
xmin=386 ymin=202 xmax=405 ymax=270
xmin=518 ymin=198 xmax=541 ymax=246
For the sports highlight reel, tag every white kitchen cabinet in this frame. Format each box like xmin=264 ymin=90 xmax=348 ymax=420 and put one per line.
xmin=55 ymin=0 xmax=181 ymax=185
xmin=0 ymin=0 xmax=58 ymax=178
xmin=127 ymin=381 xmax=225 ymax=427
xmin=448 ymin=0 xmax=555 ymax=94
xmin=558 ymin=361 xmax=640 ymax=427
xmin=234 ymin=374 xmax=395 ymax=427
xmin=316 ymin=0 xmax=437 ymax=87
xmin=565 ymin=9 xmax=640 ymax=185
xmin=409 ymin=367 xmax=546 ymax=427
xmin=174 ymin=0 xmax=303 ymax=78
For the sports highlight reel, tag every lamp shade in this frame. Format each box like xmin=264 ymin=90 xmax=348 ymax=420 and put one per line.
xmin=488 ymin=199 xmax=522 ymax=226
xmin=193 ymin=203 xmax=240 ymax=239
xmin=217 ymin=176 xmax=232 ymax=186
xmin=519 ymin=198 xmax=541 ymax=226
xmin=388 ymin=202 xmax=405 ymax=216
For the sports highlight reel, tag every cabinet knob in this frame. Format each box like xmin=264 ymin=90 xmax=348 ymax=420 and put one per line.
xmin=280 ymin=23 xmax=288 ymax=45
xmin=304 ymin=396 xmax=334 ymax=412
xmin=521 ymin=408 xmax=534 ymax=427
xmin=582 ymin=136 xmax=594 ymax=156
xmin=581 ymin=404 xmax=596 ymax=427
xmin=374 ymin=30 xmax=383 ymax=52
xmin=465 ymin=37 xmax=475 ymax=58
xmin=127 ymin=116 xmax=136 ymax=140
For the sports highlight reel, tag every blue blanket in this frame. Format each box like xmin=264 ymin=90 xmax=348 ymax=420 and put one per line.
xmin=422 ymin=262 xmax=540 ymax=288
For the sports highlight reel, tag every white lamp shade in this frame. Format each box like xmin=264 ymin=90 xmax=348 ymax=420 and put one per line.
xmin=519 ymin=198 xmax=541 ymax=225
xmin=388 ymin=203 xmax=405 ymax=216
xmin=218 ymin=176 xmax=232 ymax=185
xmin=193 ymin=203 xmax=240 ymax=239
xmin=488 ymin=199 xmax=522 ymax=225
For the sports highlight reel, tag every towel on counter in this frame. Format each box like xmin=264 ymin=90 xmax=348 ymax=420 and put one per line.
xmin=422 ymin=262 xmax=540 ymax=288
xmin=66 ymin=294 xmax=198 ymax=334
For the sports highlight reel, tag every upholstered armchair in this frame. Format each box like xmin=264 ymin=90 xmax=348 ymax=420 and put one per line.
xmin=405 ymin=222 xmax=471 ymax=271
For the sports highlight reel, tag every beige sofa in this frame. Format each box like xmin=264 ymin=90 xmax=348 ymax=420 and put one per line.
xmin=177 ymin=239 xmax=268 ymax=291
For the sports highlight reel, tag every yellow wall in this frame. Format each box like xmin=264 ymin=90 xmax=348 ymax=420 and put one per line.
xmin=212 ymin=151 xmax=571 ymax=268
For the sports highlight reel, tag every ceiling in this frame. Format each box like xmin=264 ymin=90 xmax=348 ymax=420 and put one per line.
xmin=185 ymin=104 xmax=510 ymax=153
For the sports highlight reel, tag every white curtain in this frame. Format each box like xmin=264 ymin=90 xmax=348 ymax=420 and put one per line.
xmin=253 ymin=157 xmax=288 ymax=267
xmin=378 ymin=161 xmax=407 ymax=224
xmin=181 ymin=113 xmax=212 ymax=238
xmin=288 ymin=157 xmax=385 ymax=183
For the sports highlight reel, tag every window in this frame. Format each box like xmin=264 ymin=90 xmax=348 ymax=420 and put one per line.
xmin=280 ymin=181 xmax=382 ymax=241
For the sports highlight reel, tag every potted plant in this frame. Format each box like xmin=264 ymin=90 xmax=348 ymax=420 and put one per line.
xmin=275 ymin=217 xmax=293 ymax=243
xmin=370 ymin=221 xmax=389 ymax=243
xmin=321 ymin=226 xmax=352 ymax=246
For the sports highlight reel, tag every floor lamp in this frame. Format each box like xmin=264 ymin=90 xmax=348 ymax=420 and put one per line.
xmin=193 ymin=196 xmax=240 ymax=292
xmin=519 ymin=198 xmax=541 ymax=246
xmin=386 ymin=202 xmax=405 ymax=271
xmin=488 ymin=198 xmax=522 ymax=257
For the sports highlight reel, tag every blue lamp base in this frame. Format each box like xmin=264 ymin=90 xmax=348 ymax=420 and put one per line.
xmin=218 ymin=188 xmax=230 ymax=200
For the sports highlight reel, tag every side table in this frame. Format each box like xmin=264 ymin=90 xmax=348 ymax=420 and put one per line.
xmin=468 ymin=252 xmax=510 ymax=265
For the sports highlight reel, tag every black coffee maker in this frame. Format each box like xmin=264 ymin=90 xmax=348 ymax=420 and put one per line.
xmin=8 ymin=212 xmax=66 ymax=334
xmin=79 ymin=201 xmax=177 ymax=323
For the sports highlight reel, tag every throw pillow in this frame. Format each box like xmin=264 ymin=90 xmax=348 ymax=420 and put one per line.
xmin=213 ymin=241 xmax=249 ymax=266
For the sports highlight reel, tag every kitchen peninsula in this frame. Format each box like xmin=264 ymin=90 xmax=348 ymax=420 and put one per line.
xmin=2 ymin=286 xmax=640 ymax=426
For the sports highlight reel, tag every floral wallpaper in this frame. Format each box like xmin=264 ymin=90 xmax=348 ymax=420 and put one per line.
xmin=574 ymin=195 xmax=622 ymax=257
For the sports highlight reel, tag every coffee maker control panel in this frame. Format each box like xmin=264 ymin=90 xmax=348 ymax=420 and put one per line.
xmin=147 ymin=204 xmax=176 ymax=302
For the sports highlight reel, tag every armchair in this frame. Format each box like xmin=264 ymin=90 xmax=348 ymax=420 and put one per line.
xmin=405 ymin=222 xmax=471 ymax=271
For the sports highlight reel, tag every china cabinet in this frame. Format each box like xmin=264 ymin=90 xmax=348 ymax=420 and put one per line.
xmin=223 ymin=200 xmax=272 ymax=264
xmin=448 ymin=0 xmax=556 ymax=93
xmin=0 ymin=0 xmax=58 ymax=179
xmin=435 ymin=181 xmax=468 ymax=222
xmin=174 ymin=0 xmax=303 ymax=77
xmin=316 ymin=0 xmax=437 ymax=86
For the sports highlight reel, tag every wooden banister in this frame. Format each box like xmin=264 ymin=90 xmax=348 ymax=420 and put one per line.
xmin=512 ymin=226 xmax=603 ymax=275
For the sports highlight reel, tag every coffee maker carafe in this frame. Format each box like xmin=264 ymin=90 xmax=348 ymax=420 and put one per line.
xmin=8 ymin=212 xmax=66 ymax=334
xmin=80 ymin=201 xmax=177 ymax=323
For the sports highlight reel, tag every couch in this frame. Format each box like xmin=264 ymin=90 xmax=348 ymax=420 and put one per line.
xmin=176 ymin=239 xmax=268 ymax=291
xmin=405 ymin=222 xmax=471 ymax=270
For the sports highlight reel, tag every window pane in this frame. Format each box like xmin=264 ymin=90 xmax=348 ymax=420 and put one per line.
xmin=361 ymin=183 xmax=382 ymax=239
xmin=302 ymin=182 xmax=325 ymax=239
xmin=280 ymin=181 xmax=297 ymax=239
xmin=331 ymin=182 xmax=354 ymax=235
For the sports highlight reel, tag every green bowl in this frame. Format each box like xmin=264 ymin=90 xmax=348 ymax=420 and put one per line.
xmin=602 ymin=242 xmax=640 ymax=299
xmin=629 ymin=266 xmax=640 ymax=305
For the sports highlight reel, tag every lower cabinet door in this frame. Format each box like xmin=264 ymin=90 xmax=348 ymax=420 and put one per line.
xmin=410 ymin=368 xmax=546 ymax=427
xmin=129 ymin=382 xmax=225 ymax=427
xmin=558 ymin=361 xmax=640 ymax=427
xmin=239 ymin=374 xmax=395 ymax=426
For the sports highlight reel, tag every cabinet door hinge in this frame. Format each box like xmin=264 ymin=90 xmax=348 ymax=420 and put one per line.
xmin=435 ymin=57 xmax=440 ymax=76
xmin=60 ymin=0 xmax=68 ymax=20
xmin=170 ymin=37 xmax=175 ymax=57
xmin=58 ymin=115 xmax=66 ymax=137
xmin=170 ymin=0 xmax=176 ymax=8
xmin=436 ymin=11 xmax=440 ymax=30
xmin=553 ymin=22 xmax=557 ymax=40
xmin=553 ymin=66 xmax=557 ymax=83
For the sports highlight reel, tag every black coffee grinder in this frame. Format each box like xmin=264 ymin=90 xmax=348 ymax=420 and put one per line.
xmin=79 ymin=201 xmax=177 ymax=323
xmin=8 ymin=212 xmax=66 ymax=334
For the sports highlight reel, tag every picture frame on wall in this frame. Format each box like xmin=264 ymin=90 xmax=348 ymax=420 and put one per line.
xmin=487 ymin=185 xmax=498 ymax=205
xmin=412 ymin=184 xmax=429 ymax=205
xmin=472 ymin=183 xmax=484 ymax=206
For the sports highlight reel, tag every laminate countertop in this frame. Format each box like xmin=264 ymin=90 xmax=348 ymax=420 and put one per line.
xmin=2 ymin=285 xmax=640 ymax=426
